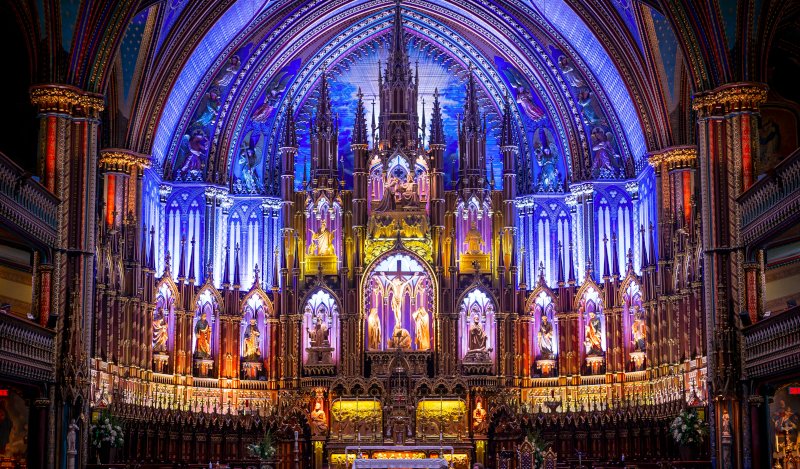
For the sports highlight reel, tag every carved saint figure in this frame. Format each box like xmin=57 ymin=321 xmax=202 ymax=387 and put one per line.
xmin=367 ymin=307 xmax=382 ymax=351
xmin=389 ymin=325 xmax=412 ymax=350
xmin=397 ymin=172 xmax=420 ymax=207
xmin=412 ymin=307 xmax=430 ymax=351
xmin=468 ymin=314 xmax=488 ymax=352
xmin=515 ymin=86 xmax=545 ymax=121
xmin=557 ymin=55 xmax=585 ymax=88
xmin=152 ymin=307 xmax=169 ymax=352
xmin=194 ymin=312 xmax=212 ymax=359
xmin=538 ymin=313 xmax=554 ymax=358
xmin=463 ymin=221 xmax=486 ymax=255
xmin=631 ymin=306 xmax=647 ymax=352
xmin=195 ymin=87 xmax=221 ymax=127
xmin=584 ymin=311 xmax=603 ymax=356
xmin=535 ymin=129 xmax=562 ymax=192
xmin=215 ymin=55 xmax=240 ymax=87
xmin=308 ymin=316 xmax=330 ymax=348
xmin=242 ymin=318 xmax=261 ymax=361
xmin=67 ymin=420 xmax=78 ymax=453
xmin=309 ymin=399 xmax=328 ymax=435
xmin=237 ymin=145 xmax=262 ymax=193
xmin=590 ymin=126 xmax=620 ymax=178
xmin=380 ymin=272 xmax=418 ymax=329
xmin=178 ymin=128 xmax=209 ymax=178
xmin=472 ymin=400 xmax=487 ymax=433
xmin=308 ymin=219 xmax=335 ymax=256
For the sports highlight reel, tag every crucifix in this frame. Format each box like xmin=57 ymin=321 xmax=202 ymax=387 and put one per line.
xmin=379 ymin=258 xmax=419 ymax=329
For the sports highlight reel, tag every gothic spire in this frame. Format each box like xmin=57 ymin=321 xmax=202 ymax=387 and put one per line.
xmin=568 ymin=241 xmax=576 ymax=284
xmin=148 ymin=226 xmax=156 ymax=270
xmin=178 ymin=236 xmax=186 ymax=280
xmin=500 ymin=90 xmax=514 ymax=148
xmin=272 ymin=250 xmax=280 ymax=290
xmin=463 ymin=65 xmax=482 ymax=134
xmin=353 ymin=88 xmax=368 ymax=145
xmin=430 ymin=88 xmax=445 ymax=146
xmin=602 ymin=236 xmax=610 ymax=280
xmin=386 ymin=0 xmax=411 ymax=85
xmin=233 ymin=243 xmax=241 ymax=287
xmin=640 ymin=225 xmax=648 ymax=270
xmin=188 ymin=238 xmax=196 ymax=282
xmin=315 ymin=69 xmax=333 ymax=136
xmin=222 ymin=244 xmax=231 ymax=287
xmin=611 ymin=234 xmax=620 ymax=277
xmin=281 ymin=98 xmax=298 ymax=148
xmin=557 ymin=242 xmax=565 ymax=286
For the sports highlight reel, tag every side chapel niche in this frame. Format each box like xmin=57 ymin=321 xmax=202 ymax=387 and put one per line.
xmin=459 ymin=289 xmax=496 ymax=374
xmin=303 ymin=289 xmax=340 ymax=375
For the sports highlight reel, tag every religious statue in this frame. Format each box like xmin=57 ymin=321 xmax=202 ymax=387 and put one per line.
xmin=67 ymin=419 xmax=78 ymax=453
xmin=721 ymin=410 xmax=731 ymax=438
xmin=468 ymin=315 xmax=488 ymax=352
xmin=215 ymin=55 xmax=240 ymax=87
xmin=397 ymin=172 xmax=420 ymax=207
xmin=472 ymin=400 xmax=488 ymax=433
xmin=538 ymin=313 xmax=554 ymax=358
xmin=557 ymin=55 xmax=585 ymax=88
xmin=590 ymin=126 xmax=621 ymax=178
xmin=177 ymin=128 xmax=209 ymax=178
xmin=195 ymin=86 xmax=221 ymax=128
xmin=380 ymin=271 xmax=418 ymax=329
xmin=631 ymin=305 xmax=647 ymax=352
xmin=309 ymin=399 xmax=328 ymax=436
xmin=412 ymin=307 xmax=430 ymax=351
xmin=308 ymin=219 xmax=335 ymax=256
xmin=584 ymin=311 xmax=603 ymax=356
xmin=152 ymin=308 xmax=169 ymax=353
xmin=307 ymin=316 xmax=330 ymax=348
xmin=368 ymin=307 xmax=382 ymax=350
xmin=535 ymin=129 xmax=562 ymax=192
xmin=463 ymin=221 xmax=486 ymax=255
xmin=237 ymin=144 xmax=263 ymax=193
xmin=577 ymin=88 xmax=602 ymax=126
xmin=389 ymin=325 xmax=412 ymax=350
xmin=242 ymin=318 xmax=261 ymax=361
xmin=194 ymin=312 xmax=212 ymax=359
xmin=515 ymin=86 xmax=545 ymax=121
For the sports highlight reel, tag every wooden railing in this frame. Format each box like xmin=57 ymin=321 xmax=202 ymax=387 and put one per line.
xmin=0 ymin=312 xmax=55 ymax=383
xmin=742 ymin=306 xmax=800 ymax=379
xmin=0 ymin=152 xmax=59 ymax=245
xmin=739 ymin=148 xmax=800 ymax=244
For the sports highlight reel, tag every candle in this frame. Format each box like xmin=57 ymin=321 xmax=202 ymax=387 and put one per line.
xmin=294 ymin=430 xmax=298 ymax=441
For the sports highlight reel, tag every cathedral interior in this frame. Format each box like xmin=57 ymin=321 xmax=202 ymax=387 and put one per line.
xmin=0 ymin=0 xmax=799 ymax=468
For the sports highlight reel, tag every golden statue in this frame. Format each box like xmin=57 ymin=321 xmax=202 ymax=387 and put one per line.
xmin=473 ymin=400 xmax=487 ymax=432
xmin=367 ymin=307 xmax=382 ymax=350
xmin=468 ymin=315 xmax=488 ymax=352
xmin=308 ymin=218 xmax=335 ymax=256
xmin=463 ymin=220 xmax=485 ymax=255
xmin=242 ymin=318 xmax=261 ymax=360
xmin=194 ymin=312 xmax=212 ymax=359
xmin=584 ymin=310 xmax=603 ymax=356
xmin=307 ymin=316 xmax=330 ymax=347
xmin=412 ymin=307 xmax=430 ymax=351
xmin=380 ymin=271 xmax=418 ymax=329
xmin=389 ymin=325 xmax=412 ymax=350
xmin=309 ymin=398 xmax=328 ymax=435
xmin=152 ymin=307 xmax=169 ymax=352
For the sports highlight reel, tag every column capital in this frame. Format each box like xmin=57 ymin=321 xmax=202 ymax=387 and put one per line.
xmin=99 ymin=148 xmax=151 ymax=173
xmin=647 ymin=145 xmax=698 ymax=172
xmin=29 ymin=84 xmax=104 ymax=116
xmin=692 ymin=82 xmax=767 ymax=116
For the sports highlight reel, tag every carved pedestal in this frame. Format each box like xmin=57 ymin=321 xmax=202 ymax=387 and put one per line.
xmin=194 ymin=358 xmax=214 ymax=377
xmin=536 ymin=358 xmax=556 ymax=377
xmin=462 ymin=349 xmax=493 ymax=375
xmin=585 ymin=355 xmax=604 ymax=375
xmin=153 ymin=353 xmax=169 ymax=373
xmin=306 ymin=254 xmax=338 ymax=275
xmin=242 ymin=360 xmax=263 ymax=379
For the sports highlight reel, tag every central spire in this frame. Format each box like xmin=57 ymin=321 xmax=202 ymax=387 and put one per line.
xmin=386 ymin=0 xmax=411 ymax=85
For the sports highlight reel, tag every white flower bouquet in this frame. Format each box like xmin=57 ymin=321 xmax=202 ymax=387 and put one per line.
xmin=670 ymin=408 xmax=708 ymax=446
xmin=90 ymin=411 xmax=125 ymax=449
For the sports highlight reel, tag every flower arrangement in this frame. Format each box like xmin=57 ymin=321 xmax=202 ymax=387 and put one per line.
xmin=90 ymin=410 xmax=124 ymax=449
xmin=670 ymin=408 xmax=708 ymax=446
xmin=247 ymin=428 xmax=277 ymax=460
xmin=525 ymin=429 xmax=552 ymax=468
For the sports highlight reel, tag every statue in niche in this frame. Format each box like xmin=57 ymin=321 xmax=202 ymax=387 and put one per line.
xmin=242 ymin=318 xmax=261 ymax=361
xmin=412 ymin=307 xmax=430 ymax=351
xmin=557 ymin=55 xmax=585 ymax=89
xmin=307 ymin=315 xmax=330 ymax=348
xmin=194 ymin=312 xmax=212 ymax=359
xmin=195 ymin=86 xmax=221 ymax=128
xmin=237 ymin=143 xmax=263 ymax=193
xmin=309 ymin=398 xmax=328 ymax=435
xmin=468 ymin=314 xmax=488 ymax=353
xmin=584 ymin=310 xmax=603 ymax=356
xmin=397 ymin=172 xmax=420 ymax=207
xmin=515 ymin=86 xmax=545 ymax=121
xmin=577 ymin=88 xmax=603 ymax=126
xmin=215 ymin=55 xmax=241 ymax=87
xmin=152 ymin=307 xmax=169 ymax=352
xmin=463 ymin=221 xmax=486 ymax=255
xmin=368 ymin=307 xmax=382 ymax=351
xmin=631 ymin=305 xmax=647 ymax=352
xmin=534 ymin=128 xmax=562 ymax=192
xmin=177 ymin=127 xmax=209 ymax=179
xmin=308 ymin=219 xmax=335 ymax=256
xmin=380 ymin=271 xmax=418 ymax=329
xmin=590 ymin=126 xmax=621 ymax=178
xmin=472 ymin=400 xmax=488 ymax=433
xmin=538 ymin=312 xmax=554 ymax=358
xmin=389 ymin=324 xmax=412 ymax=350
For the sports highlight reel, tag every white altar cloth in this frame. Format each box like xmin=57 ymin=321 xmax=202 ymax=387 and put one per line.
xmin=351 ymin=459 xmax=449 ymax=468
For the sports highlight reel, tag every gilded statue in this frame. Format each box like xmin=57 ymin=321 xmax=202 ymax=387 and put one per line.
xmin=368 ymin=307 xmax=382 ymax=350
xmin=380 ymin=271 xmax=418 ymax=328
xmin=584 ymin=310 xmax=603 ymax=356
xmin=472 ymin=400 xmax=487 ymax=433
xmin=242 ymin=318 xmax=261 ymax=360
xmin=538 ymin=313 xmax=554 ymax=358
xmin=194 ymin=312 xmax=212 ymax=359
xmin=152 ymin=307 xmax=169 ymax=352
xmin=308 ymin=316 xmax=330 ymax=348
xmin=412 ymin=307 xmax=430 ymax=351
xmin=308 ymin=219 xmax=335 ymax=256
xmin=309 ymin=399 xmax=328 ymax=435
xmin=631 ymin=305 xmax=647 ymax=352
xmin=463 ymin=221 xmax=486 ymax=255
xmin=389 ymin=325 xmax=412 ymax=350
xmin=468 ymin=315 xmax=488 ymax=352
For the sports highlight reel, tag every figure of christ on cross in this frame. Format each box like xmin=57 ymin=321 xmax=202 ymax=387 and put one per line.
xmin=379 ymin=261 xmax=420 ymax=330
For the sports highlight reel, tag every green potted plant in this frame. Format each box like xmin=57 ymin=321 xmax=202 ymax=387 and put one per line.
xmin=524 ymin=429 xmax=552 ymax=469
xmin=670 ymin=408 xmax=708 ymax=460
xmin=247 ymin=428 xmax=277 ymax=469
xmin=89 ymin=410 xmax=124 ymax=464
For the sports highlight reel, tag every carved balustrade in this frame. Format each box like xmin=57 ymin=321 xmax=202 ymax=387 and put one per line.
xmin=0 ymin=312 xmax=56 ymax=383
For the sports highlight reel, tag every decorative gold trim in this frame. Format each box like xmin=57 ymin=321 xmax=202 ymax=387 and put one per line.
xmin=99 ymin=149 xmax=152 ymax=172
xmin=692 ymin=82 xmax=767 ymax=115
xmin=29 ymin=85 xmax=82 ymax=113
xmin=647 ymin=145 xmax=698 ymax=171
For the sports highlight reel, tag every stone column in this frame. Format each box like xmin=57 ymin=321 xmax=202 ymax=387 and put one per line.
xmin=693 ymin=82 xmax=767 ymax=469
